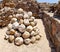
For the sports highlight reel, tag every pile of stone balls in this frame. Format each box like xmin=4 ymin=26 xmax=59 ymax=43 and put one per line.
xmin=4 ymin=8 xmax=41 ymax=46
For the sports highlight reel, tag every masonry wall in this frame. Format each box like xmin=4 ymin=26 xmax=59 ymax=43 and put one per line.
xmin=42 ymin=13 xmax=60 ymax=52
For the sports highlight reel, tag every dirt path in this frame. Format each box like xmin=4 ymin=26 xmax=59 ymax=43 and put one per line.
xmin=0 ymin=19 xmax=52 ymax=52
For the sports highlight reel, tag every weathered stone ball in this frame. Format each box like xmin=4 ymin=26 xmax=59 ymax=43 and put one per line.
xmin=19 ymin=19 xmax=24 ymax=24
xmin=31 ymin=36 xmax=36 ymax=43
xmin=30 ymin=22 xmax=36 ymax=27
xmin=17 ymin=8 xmax=23 ymax=13
xmin=22 ymin=31 xmax=30 ymax=39
xmin=9 ymin=29 xmax=16 ymax=35
xmin=7 ymin=23 xmax=12 ymax=30
xmin=14 ymin=31 xmax=21 ymax=38
xmin=16 ymin=14 xmax=23 ymax=19
xmin=9 ymin=15 xmax=13 ymax=19
xmin=35 ymin=35 xmax=41 ymax=40
xmin=18 ymin=24 xmax=26 ymax=33
xmin=24 ymin=19 xmax=30 ymax=26
xmin=8 ymin=35 xmax=14 ymax=43
xmin=31 ymin=31 xmax=36 ymax=36
xmin=12 ymin=22 xmax=19 ymax=29
xmin=24 ymin=14 xmax=29 ymax=19
xmin=11 ymin=18 xmax=17 ymax=23
xmin=27 ymin=26 xmax=33 ymax=32
xmin=30 ymin=17 xmax=35 ymax=21
xmin=24 ymin=38 xmax=31 ymax=45
xmin=28 ymin=11 xmax=32 ymax=17
xmin=14 ymin=37 xmax=23 ymax=46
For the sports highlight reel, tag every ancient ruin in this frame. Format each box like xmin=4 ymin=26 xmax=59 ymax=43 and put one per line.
xmin=0 ymin=0 xmax=60 ymax=52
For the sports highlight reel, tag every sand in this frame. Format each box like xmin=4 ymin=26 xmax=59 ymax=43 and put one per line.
xmin=0 ymin=19 xmax=51 ymax=52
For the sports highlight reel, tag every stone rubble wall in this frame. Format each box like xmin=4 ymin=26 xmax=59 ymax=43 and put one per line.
xmin=42 ymin=13 xmax=60 ymax=52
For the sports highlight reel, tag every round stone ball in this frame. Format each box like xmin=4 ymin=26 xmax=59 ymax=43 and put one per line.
xmin=22 ymin=31 xmax=30 ymax=39
xmin=24 ymin=38 xmax=31 ymax=45
xmin=14 ymin=37 xmax=23 ymax=46
xmin=28 ymin=11 xmax=32 ymax=17
xmin=8 ymin=35 xmax=14 ymax=43
xmin=27 ymin=26 xmax=33 ymax=32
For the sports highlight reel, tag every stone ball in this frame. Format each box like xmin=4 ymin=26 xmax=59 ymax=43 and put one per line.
xmin=27 ymin=26 xmax=33 ymax=32
xmin=24 ymin=38 xmax=31 ymax=45
xmin=14 ymin=37 xmax=23 ymax=46
xmin=22 ymin=31 xmax=30 ymax=39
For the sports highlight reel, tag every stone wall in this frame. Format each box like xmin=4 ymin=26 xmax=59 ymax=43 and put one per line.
xmin=42 ymin=13 xmax=60 ymax=52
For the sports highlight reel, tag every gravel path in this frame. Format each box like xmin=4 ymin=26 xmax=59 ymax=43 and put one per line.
xmin=0 ymin=19 xmax=52 ymax=52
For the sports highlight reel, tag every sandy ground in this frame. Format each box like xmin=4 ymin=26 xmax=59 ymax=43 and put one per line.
xmin=0 ymin=19 xmax=52 ymax=52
